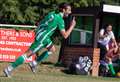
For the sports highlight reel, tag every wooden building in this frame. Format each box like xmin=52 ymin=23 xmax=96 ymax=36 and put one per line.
xmin=59 ymin=4 xmax=120 ymax=76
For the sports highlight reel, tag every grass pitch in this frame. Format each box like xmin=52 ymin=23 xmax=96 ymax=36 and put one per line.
xmin=0 ymin=63 xmax=120 ymax=82
xmin=0 ymin=45 xmax=120 ymax=82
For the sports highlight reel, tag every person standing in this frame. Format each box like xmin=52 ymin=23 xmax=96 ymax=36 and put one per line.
xmin=98 ymin=24 xmax=118 ymax=76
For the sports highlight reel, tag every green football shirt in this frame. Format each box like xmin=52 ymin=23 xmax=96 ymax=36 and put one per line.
xmin=30 ymin=11 xmax=65 ymax=53
xmin=35 ymin=11 xmax=65 ymax=40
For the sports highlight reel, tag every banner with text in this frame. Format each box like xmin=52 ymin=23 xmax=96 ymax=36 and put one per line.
xmin=0 ymin=28 xmax=35 ymax=62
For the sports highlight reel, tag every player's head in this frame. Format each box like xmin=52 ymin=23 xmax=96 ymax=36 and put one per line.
xmin=58 ymin=3 xmax=71 ymax=17
xmin=106 ymin=24 xmax=112 ymax=31
xmin=104 ymin=24 xmax=112 ymax=32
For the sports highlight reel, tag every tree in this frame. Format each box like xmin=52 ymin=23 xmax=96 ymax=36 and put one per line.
xmin=0 ymin=0 xmax=21 ymax=24
xmin=0 ymin=0 xmax=119 ymax=25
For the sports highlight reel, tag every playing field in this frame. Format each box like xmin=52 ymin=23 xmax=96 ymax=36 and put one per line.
xmin=0 ymin=45 xmax=120 ymax=82
xmin=0 ymin=63 xmax=120 ymax=82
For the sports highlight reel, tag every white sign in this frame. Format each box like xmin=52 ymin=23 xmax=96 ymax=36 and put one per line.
xmin=103 ymin=4 xmax=120 ymax=14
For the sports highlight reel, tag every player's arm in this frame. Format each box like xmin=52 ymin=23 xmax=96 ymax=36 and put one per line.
xmin=112 ymin=39 xmax=118 ymax=47
xmin=99 ymin=29 xmax=108 ymax=39
xmin=60 ymin=17 xmax=76 ymax=39
xmin=111 ymin=32 xmax=118 ymax=52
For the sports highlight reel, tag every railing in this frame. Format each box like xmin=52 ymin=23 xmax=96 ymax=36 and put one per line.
xmin=0 ymin=24 xmax=37 ymax=29
xmin=69 ymin=28 xmax=92 ymax=45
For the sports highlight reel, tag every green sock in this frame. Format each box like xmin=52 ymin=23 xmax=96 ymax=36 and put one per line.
xmin=106 ymin=64 xmax=109 ymax=70
xmin=11 ymin=54 xmax=27 ymax=69
xmin=108 ymin=63 xmax=116 ymax=76
xmin=36 ymin=51 xmax=52 ymax=63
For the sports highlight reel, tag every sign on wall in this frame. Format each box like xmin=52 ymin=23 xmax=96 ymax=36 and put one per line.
xmin=103 ymin=4 xmax=120 ymax=14
xmin=0 ymin=28 xmax=35 ymax=62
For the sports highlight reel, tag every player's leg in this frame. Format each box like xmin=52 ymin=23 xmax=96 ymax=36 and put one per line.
xmin=107 ymin=58 xmax=116 ymax=76
xmin=29 ymin=45 xmax=55 ymax=73
xmin=108 ymin=58 xmax=116 ymax=76
xmin=3 ymin=49 xmax=33 ymax=77
xmin=29 ymin=39 xmax=55 ymax=73
xmin=105 ymin=49 xmax=116 ymax=76
xmin=3 ymin=40 xmax=43 ymax=77
xmin=98 ymin=43 xmax=107 ymax=60
xmin=36 ymin=42 xmax=55 ymax=63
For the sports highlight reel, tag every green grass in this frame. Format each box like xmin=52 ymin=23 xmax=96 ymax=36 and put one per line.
xmin=0 ymin=45 xmax=120 ymax=82
xmin=0 ymin=63 xmax=120 ymax=82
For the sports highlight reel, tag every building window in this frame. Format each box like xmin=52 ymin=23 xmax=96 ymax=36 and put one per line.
xmin=69 ymin=15 xmax=94 ymax=46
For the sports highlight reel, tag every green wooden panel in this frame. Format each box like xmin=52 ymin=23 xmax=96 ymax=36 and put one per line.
xmin=69 ymin=16 xmax=93 ymax=45
xmin=70 ymin=30 xmax=80 ymax=44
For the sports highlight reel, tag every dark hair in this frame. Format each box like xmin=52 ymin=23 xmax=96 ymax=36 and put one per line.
xmin=58 ymin=3 xmax=71 ymax=12
xmin=104 ymin=24 xmax=112 ymax=29
xmin=103 ymin=24 xmax=112 ymax=33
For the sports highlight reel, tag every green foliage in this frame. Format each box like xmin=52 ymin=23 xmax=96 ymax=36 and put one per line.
xmin=0 ymin=0 xmax=21 ymax=23
xmin=104 ymin=0 xmax=120 ymax=5
xmin=0 ymin=0 xmax=120 ymax=25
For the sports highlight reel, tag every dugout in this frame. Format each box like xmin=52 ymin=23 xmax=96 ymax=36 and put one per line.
xmin=59 ymin=4 xmax=120 ymax=76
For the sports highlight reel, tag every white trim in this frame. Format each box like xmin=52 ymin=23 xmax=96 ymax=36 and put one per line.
xmin=46 ymin=42 xmax=52 ymax=48
xmin=36 ymin=30 xmax=46 ymax=40
xmin=41 ymin=27 xmax=56 ymax=43
xmin=22 ymin=54 xmax=27 ymax=60
xmin=33 ymin=44 xmax=43 ymax=53
xmin=0 ymin=24 xmax=37 ymax=28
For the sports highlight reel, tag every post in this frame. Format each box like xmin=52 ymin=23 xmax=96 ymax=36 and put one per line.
xmin=93 ymin=18 xmax=100 ymax=48
xmin=92 ymin=48 xmax=100 ymax=76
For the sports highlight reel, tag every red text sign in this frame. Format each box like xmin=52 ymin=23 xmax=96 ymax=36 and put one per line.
xmin=0 ymin=28 xmax=35 ymax=62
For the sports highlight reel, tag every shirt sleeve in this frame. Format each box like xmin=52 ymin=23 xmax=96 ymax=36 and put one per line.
xmin=99 ymin=29 xmax=104 ymax=35
xmin=58 ymin=19 xmax=65 ymax=31
xmin=46 ymin=14 xmax=54 ymax=24
xmin=110 ymin=31 xmax=115 ymax=39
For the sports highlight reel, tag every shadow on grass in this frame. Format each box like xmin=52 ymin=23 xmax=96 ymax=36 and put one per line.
xmin=0 ymin=75 xmax=7 ymax=78
xmin=41 ymin=61 xmax=65 ymax=67
xmin=39 ymin=61 xmax=75 ymax=75
xmin=41 ymin=61 xmax=54 ymax=65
